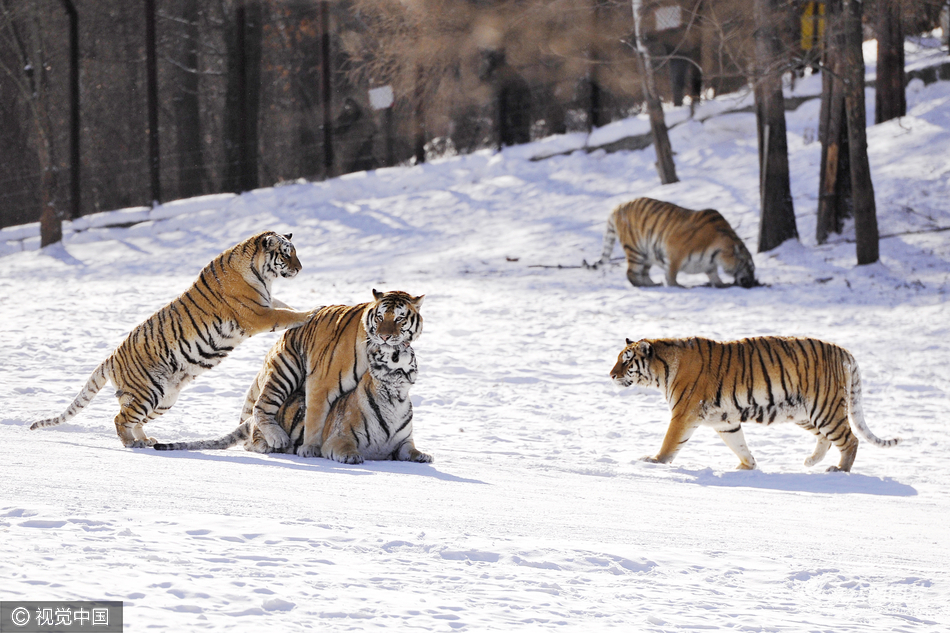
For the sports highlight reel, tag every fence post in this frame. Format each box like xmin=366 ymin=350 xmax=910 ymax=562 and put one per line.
xmin=145 ymin=0 xmax=161 ymax=205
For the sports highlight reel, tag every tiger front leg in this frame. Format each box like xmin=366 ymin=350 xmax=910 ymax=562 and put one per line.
xmin=642 ymin=413 xmax=699 ymax=464
xmin=261 ymin=306 xmax=319 ymax=333
xmin=705 ymin=269 xmax=729 ymax=288
xmin=321 ymin=435 xmax=364 ymax=464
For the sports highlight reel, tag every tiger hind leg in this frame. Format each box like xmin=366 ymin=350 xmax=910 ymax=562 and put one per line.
xmin=803 ymin=435 xmax=833 ymax=467
xmin=715 ymin=424 xmax=757 ymax=470
xmin=113 ymin=408 xmax=157 ymax=448
xmin=625 ymin=261 xmax=658 ymax=287
xmin=813 ymin=416 xmax=859 ymax=472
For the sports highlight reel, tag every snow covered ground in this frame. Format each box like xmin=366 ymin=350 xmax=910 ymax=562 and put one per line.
xmin=3 ymin=44 xmax=950 ymax=631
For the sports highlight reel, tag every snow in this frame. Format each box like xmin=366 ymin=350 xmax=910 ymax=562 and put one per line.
xmin=3 ymin=52 xmax=950 ymax=631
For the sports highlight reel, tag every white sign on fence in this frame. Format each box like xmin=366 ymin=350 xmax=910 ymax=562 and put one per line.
xmin=369 ymin=85 xmax=394 ymax=110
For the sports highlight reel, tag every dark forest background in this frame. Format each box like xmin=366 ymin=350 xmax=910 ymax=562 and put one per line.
xmin=0 ymin=0 xmax=944 ymax=232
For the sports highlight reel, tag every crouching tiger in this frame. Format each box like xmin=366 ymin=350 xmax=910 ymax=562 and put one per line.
xmin=156 ymin=342 xmax=432 ymax=464
xmin=610 ymin=336 xmax=900 ymax=472
xmin=592 ymin=197 xmax=756 ymax=288
xmin=31 ymin=231 xmax=313 ymax=448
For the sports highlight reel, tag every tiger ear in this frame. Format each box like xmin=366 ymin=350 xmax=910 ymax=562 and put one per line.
xmin=625 ymin=338 xmax=634 ymax=346
xmin=638 ymin=341 xmax=653 ymax=357
xmin=284 ymin=233 xmax=293 ymax=241
xmin=262 ymin=234 xmax=280 ymax=251
xmin=372 ymin=289 xmax=384 ymax=301
xmin=411 ymin=294 xmax=425 ymax=309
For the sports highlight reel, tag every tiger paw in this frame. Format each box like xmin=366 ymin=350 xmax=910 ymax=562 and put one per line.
xmin=331 ymin=452 xmax=364 ymax=465
xmin=126 ymin=438 xmax=158 ymax=448
xmin=736 ymin=462 xmax=756 ymax=470
xmin=409 ymin=451 xmax=433 ymax=463
xmin=639 ymin=455 xmax=660 ymax=463
xmin=296 ymin=444 xmax=321 ymax=458
xmin=258 ymin=423 xmax=291 ymax=450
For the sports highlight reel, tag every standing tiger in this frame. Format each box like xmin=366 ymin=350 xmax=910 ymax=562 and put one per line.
xmin=610 ymin=336 xmax=900 ymax=472
xmin=31 ymin=231 xmax=314 ymax=448
xmin=594 ymin=197 xmax=756 ymax=288
xmin=161 ymin=289 xmax=424 ymax=458
xmin=155 ymin=342 xmax=432 ymax=465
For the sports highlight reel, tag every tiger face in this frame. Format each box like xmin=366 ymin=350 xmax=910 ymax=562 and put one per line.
xmin=723 ymin=241 xmax=756 ymax=288
xmin=261 ymin=232 xmax=303 ymax=279
xmin=610 ymin=338 xmax=657 ymax=388
xmin=368 ymin=342 xmax=418 ymax=384
xmin=366 ymin=289 xmax=425 ymax=346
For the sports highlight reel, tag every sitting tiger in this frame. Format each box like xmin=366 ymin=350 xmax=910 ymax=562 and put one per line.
xmin=156 ymin=342 xmax=432 ymax=465
xmin=593 ymin=197 xmax=756 ymax=288
xmin=159 ymin=289 xmax=423 ymax=458
xmin=610 ymin=336 xmax=900 ymax=472
xmin=31 ymin=231 xmax=314 ymax=448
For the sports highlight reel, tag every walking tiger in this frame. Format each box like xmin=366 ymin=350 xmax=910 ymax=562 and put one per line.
xmin=610 ymin=336 xmax=900 ymax=472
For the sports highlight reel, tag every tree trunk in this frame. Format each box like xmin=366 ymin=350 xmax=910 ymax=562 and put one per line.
xmin=145 ymin=0 xmax=161 ymax=205
xmin=753 ymin=0 xmax=797 ymax=252
xmin=38 ymin=140 xmax=62 ymax=247
xmin=632 ymin=1 xmax=677 ymax=184
xmin=843 ymin=0 xmax=879 ymax=264
xmin=875 ymin=0 xmax=905 ymax=124
xmin=319 ymin=0 xmax=334 ymax=178
xmin=816 ymin=0 xmax=852 ymax=243
xmin=224 ymin=1 xmax=262 ymax=193
xmin=174 ymin=0 xmax=206 ymax=199
xmin=413 ymin=66 xmax=425 ymax=164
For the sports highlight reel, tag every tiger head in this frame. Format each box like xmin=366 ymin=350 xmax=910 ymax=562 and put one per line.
xmin=365 ymin=289 xmax=425 ymax=346
xmin=258 ymin=232 xmax=303 ymax=280
xmin=610 ymin=338 xmax=659 ymax=388
xmin=723 ymin=240 xmax=756 ymax=288
xmin=368 ymin=342 xmax=418 ymax=385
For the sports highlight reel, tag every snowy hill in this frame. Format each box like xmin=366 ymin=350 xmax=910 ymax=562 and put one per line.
xmin=2 ymin=61 xmax=949 ymax=630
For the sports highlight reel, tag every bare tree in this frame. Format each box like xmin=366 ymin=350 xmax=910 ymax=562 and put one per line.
xmin=632 ymin=0 xmax=678 ymax=184
xmin=842 ymin=0 xmax=878 ymax=264
xmin=0 ymin=0 xmax=66 ymax=245
xmin=816 ymin=0 xmax=852 ymax=244
xmin=753 ymin=0 xmax=797 ymax=252
xmin=875 ymin=0 xmax=906 ymax=124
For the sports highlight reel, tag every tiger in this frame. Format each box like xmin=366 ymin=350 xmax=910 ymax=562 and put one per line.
xmin=155 ymin=342 xmax=433 ymax=465
xmin=30 ymin=231 xmax=314 ymax=448
xmin=592 ymin=197 xmax=756 ymax=288
xmin=158 ymin=289 xmax=424 ymax=458
xmin=610 ymin=336 xmax=901 ymax=472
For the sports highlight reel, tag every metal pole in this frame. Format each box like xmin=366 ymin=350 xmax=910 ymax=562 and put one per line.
xmin=145 ymin=0 xmax=161 ymax=205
